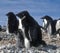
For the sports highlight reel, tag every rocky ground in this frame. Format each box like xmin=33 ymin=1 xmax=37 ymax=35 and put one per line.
xmin=0 ymin=32 xmax=60 ymax=53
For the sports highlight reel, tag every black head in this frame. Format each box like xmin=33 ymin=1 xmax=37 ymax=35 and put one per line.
xmin=6 ymin=12 xmax=15 ymax=17
xmin=6 ymin=12 xmax=16 ymax=20
xmin=41 ymin=15 xmax=53 ymax=21
xmin=16 ymin=11 xmax=30 ymax=19
xmin=54 ymin=19 xmax=57 ymax=23
xmin=6 ymin=12 xmax=15 ymax=16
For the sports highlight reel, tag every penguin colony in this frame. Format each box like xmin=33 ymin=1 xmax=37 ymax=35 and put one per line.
xmin=6 ymin=10 xmax=60 ymax=49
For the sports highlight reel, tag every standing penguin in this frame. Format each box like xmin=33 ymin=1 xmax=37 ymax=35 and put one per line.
xmin=16 ymin=11 xmax=46 ymax=49
xmin=55 ymin=19 xmax=60 ymax=39
xmin=41 ymin=15 xmax=56 ymax=40
xmin=6 ymin=12 xmax=19 ymax=34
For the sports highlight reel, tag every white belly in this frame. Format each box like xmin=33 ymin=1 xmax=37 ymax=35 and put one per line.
xmin=6 ymin=25 xmax=10 ymax=35
xmin=43 ymin=19 xmax=47 ymax=27
xmin=18 ymin=18 xmax=30 ymax=49
xmin=18 ymin=18 xmax=23 ymax=30
xmin=24 ymin=37 xmax=30 ymax=49
xmin=56 ymin=20 xmax=60 ymax=31
xmin=47 ymin=23 xmax=52 ymax=35
xmin=6 ymin=27 xmax=9 ymax=34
